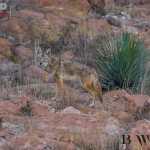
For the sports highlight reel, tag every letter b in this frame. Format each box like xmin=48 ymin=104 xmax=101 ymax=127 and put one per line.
xmin=122 ymin=135 xmax=131 ymax=145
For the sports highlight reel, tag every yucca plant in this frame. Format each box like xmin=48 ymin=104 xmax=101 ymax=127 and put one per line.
xmin=96 ymin=32 xmax=149 ymax=92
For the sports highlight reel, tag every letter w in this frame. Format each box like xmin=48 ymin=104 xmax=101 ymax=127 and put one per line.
xmin=136 ymin=135 xmax=150 ymax=146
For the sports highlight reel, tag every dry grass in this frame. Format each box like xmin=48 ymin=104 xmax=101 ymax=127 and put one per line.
xmin=75 ymin=136 xmax=121 ymax=150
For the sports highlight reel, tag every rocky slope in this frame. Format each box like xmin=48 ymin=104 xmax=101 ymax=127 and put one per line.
xmin=0 ymin=0 xmax=150 ymax=149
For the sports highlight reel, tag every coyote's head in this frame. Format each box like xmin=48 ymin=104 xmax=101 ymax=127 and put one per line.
xmin=47 ymin=56 xmax=60 ymax=72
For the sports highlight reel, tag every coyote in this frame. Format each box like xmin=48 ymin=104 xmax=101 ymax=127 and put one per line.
xmin=48 ymin=56 xmax=103 ymax=106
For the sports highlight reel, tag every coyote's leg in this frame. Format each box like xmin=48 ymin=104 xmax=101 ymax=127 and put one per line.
xmin=89 ymin=100 xmax=95 ymax=107
xmin=53 ymin=84 xmax=59 ymax=100
xmin=89 ymin=94 xmax=96 ymax=107
xmin=81 ymin=80 xmax=96 ymax=107
xmin=54 ymin=77 xmax=64 ymax=100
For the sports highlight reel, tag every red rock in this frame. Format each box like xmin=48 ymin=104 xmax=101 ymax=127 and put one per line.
xmin=0 ymin=38 xmax=12 ymax=58
xmin=0 ymin=18 xmax=29 ymax=43
xmin=61 ymin=107 xmax=81 ymax=114
xmin=125 ymin=94 xmax=149 ymax=107
xmin=103 ymin=90 xmax=150 ymax=121
xmin=0 ymin=101 xmax=20 ymax=115
xmin=18 ymin=9 xmax=45 ymax=20
xmin=14 ymin=46 xmax=33 ymax=62
xmin=39 ymin=0 xmax=50 ymax=6
xmin=16 ymin=96 xmax=31 ymax=106
xmin=32 ymin=103 xmax=50 ymax=117
xmin=129 ymin=120 xmax=150 ymax=150
xmin=113 ymin=111 xmax=134 ymax=123
xmin=24 ymin=65 xmax=49 ymax=82
xmin=28 ymin=14 xmax=67 ymax=42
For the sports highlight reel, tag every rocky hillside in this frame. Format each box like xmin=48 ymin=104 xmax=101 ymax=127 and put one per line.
xmin=0 ymin=0 xmax=150 ymax=149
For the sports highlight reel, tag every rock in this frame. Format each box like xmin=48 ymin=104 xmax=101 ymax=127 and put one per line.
xmin=124 ymin=94 xmax=150 ymax=120
xmin=114 ymin=0 xmax=150 ymax=5
xmin=124 ymin=94 xmax=150 ymax=109
xmin=123 ymin=25 xmax=139 ymax=35
xmin=105 ymin=15 xmax=122 ymax=27
xmin=103 ymin=90 xmax=129 ymax=113
xmin=104 ymin=117 xmax=124 ymax=136
xmin=114 ymin=0 xmax=130 ymax=5
xmin=17 ymin=9 xmax=45 ymax=20
xmin=0 ymin=101 xmax=20 ymax=115
xmin=63 ymin=19 xmax=111 ymax=66
xmin=31 ymin=102 xmax=50 ymax=117
xmin=113 ymin=111 xmax=134 ymax=124
xmin=128 ymin=120 xmax=150 ymax=150
xmin=134 ymin=20 xmax=150 ymax=30
xmin=13 ymin=46 xmax=33 ymax=62
xmin=23 ymin=65 xmax=49 ymax=82
xmin=103 ymin=90 xmax=150 ymax=120
xmin=0 ymin=61 xmax=20 ymax=75
xmin=28 ymin=14 xmax=67 ymax=43
xmin=0 ymin=38 xmax=12 ymax=58
xmin=105 ymin=12 xmax=131 ymax=27
xmin=87 ymin=0 xmax=106 ymax=15
xmin=0 ymin=96 xmax=124 ymax=150
xmin=43 ymin=0 xmax=89 ymax=17
xmin=76 ymin=18 xmax=111 ymax=39
xmin=61 ymin=107 xmax=81 ymax=114
xmin=0 ymin=18 xmax=29 ymax=43
xmin=132 ymin=0 xmax=150 ymax=4
xmin=0 ymin=60 xmax=22 ymax=87
xmin=18 ymin=0 xmax=90 ymax=46
xmin=2 ymin=122 xmax=25 ymax=136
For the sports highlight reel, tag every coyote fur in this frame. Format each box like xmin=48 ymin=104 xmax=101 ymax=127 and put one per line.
xmin=48 ymin=56 xmax=103 ymax=106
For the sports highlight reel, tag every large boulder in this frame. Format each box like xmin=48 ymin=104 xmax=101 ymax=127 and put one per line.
xmin=124 ymin=94 xmax=150 ymax=120
xmin=13 ymin=46 xmax=33 ymax=62
xmin=23 ymin=65 xmax=49 ymax=82
xmin=103 ymin=90 xmax=150 ymax=121
xmin=0 ymin=18 xmax=29 ymax=43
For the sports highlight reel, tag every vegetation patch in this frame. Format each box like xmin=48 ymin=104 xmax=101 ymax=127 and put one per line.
xmin=96 ymin=32 xmax=149 ymax=92
xmin=20 ymin=101 xmax=33 ymax=116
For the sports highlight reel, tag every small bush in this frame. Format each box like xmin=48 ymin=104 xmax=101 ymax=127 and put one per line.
xmin=20 ymin=101 xmax=32 ymax=116
xmin=96 ymin=32 xmax=149 ymax=92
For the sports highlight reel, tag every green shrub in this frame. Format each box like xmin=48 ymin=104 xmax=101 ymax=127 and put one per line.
xmin=96 ymin=32 xmax=149 ymax=92
xmin=20 ymin=101 xmax=32 ymax=116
